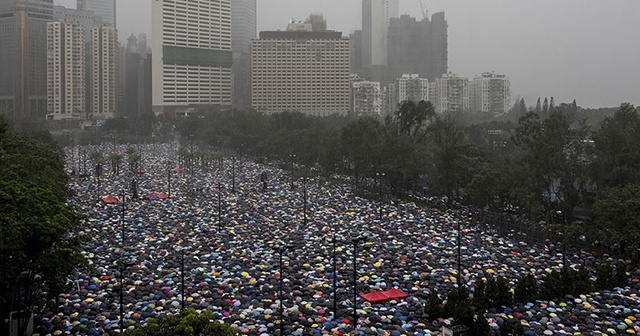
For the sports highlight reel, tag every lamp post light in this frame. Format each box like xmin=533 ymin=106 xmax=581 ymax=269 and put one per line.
xmin=375 ymin=172 xmax=385 ymax=221
xmin=275 ymin=244 xmax=292 ymax=336
xmin=351 ymin=235 xmax=367 ymax=331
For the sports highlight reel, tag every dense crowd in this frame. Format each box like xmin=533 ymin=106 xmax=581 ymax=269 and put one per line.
xmin=37 ymin=143 xmax=640 ymax=336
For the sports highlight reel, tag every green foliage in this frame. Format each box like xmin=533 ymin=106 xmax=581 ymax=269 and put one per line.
xmin=595 ymin=262 xmax=628 ymax=290
xmin=121 ymin=308 xmax=236 ymax=336
xmin=424 ymin=290 xmax=444 ymax=319
xmin=594 ymin=184 xmax=640 ymax=249
xmin=472 ymin=277 xmax=512 ymax=310
xmin=514 ymin=274 xmax=538 ymax=304
xmin=0 ymin=119 xmax=82 ymax=331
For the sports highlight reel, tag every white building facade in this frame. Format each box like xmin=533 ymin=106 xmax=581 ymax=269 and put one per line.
xmin=386 ymin=74 xmax=429 ymax=114
xmin=46 ymin=20 xmax=86 ymax=120
xmin=251 ymin=30 xmax=350 ymax=116
xmin=352 ymin=80 xmax=382 ymax=116
xmin=152 ymin=0 xmax=233 ymax=116
xmin=91 ymin=24 xmax=118 ymax=119
xmin=470 ymin=72 xmax=510 ymax=115
xmin=429 ymin=73 xmax=469 ymax=114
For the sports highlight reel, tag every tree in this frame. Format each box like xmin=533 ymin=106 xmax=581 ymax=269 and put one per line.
xmin=594 ymin=184 xmax=640 ymax=253
xmin=0 ymin=121 xmax=82 ymax=335
xmin=121 ymin=308 xmax=236 ymax=336
xmin=534 ymin=98 xmax=542 ymax=114
xmin=514 ymin=274 xmax=538 ymax=304
xmin=542 ymin=98 xmax=549 ymax=115
xmin=591 ymin=103 xmax=640 ymax=189
xmin=513 ymin=112 xmax=592 ymax=219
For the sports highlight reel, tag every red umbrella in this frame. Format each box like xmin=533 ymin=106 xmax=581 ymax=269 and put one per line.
xmin=135 ymin=168 xmax=146 ymax=174
xmin=173 ymin=167 xmax=184 ymax=173
xmin=102 ymin=196 xmax=119 ymax=204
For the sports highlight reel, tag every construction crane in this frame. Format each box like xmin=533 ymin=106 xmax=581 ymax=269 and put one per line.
xmin=418 ymin=0 xmax=428 ymax=19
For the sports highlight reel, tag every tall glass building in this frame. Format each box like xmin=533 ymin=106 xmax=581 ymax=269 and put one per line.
xmin=0 ymin=0 xmax=53 ymax=120
xmin=77 ymin=0 xmax=115 ymax=27
xmin=231 ymin=0 xmax=256 ymax=110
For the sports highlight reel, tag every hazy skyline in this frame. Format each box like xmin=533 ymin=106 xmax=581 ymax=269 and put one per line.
xmin=54 ymin=0 xmax=640 ymax=108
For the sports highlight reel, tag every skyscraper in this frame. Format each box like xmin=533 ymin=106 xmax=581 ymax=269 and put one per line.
xmin=362 ymin=0 xmax=398 ymax=81
xmin=152 ymin=0 xmax=232 ymax=116
xmin=470 ymin=72 xmax=511 ymax=115
xmin=91 ymin=24 xmax=118 ymax=119
xmin=121 ymin=34 xmax=151 ymax=118
xmin=77 ymin=0 xmax=115 ymax=27
xmin=232 ymin=0 xmax=256 ymax=110
xmin=251 ymin=28 xmax=350 ymax=116
xmin=387 ymin=13 xmax=448 ymax=82
xmin=46 ymin=19 xmax=86 ymax=120
xmin=0 ymin=0 xmax=53 ymax=120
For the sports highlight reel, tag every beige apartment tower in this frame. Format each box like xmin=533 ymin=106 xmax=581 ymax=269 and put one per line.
xmin=251 ymin=29 xmax=350 ymax=116
xmin=46 ymin=20 xmax=86 ymax=120
xmin=91 ymin=24 xmax=118 ymax=119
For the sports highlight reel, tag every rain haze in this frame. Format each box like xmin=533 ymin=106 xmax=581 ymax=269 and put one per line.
xmin=53 ymin=0 xmax=640 ymax=108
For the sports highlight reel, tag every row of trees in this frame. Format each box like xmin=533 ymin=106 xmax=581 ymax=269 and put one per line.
xmin=0 ymin=118 xmax=84 ymax=335
xmin=168 ymin=102 xmax=640 ymax=253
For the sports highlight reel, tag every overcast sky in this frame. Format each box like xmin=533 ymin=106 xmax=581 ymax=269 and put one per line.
xmin=55 ymin=0 xmax=640 ymax=108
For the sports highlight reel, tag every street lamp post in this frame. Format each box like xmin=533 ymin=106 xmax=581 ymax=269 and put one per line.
xmin=332 ymin=232 xmax=338 ymax=320
xmin=557 ymin=210 xmax=566 ymax=270
xmin=167 ymin=161 xmax=172 ymax=199
xmin=290 ymin=154 xmax=296 ymax=190
xmin=231 ymin=157 xmax=236 ymax=192
xmin=181 ymin=247 xmax=185 ymax=310
xmin=456 ymin=220 xmax=462 ymax=287
xmin=217 ymin=182 xmax=222 ymax=233
xmin=376 ymin=172 xmax=385 ymax=221
xmin=275 ymin=245 xmax=291 ymax=336
xmin=352 ymin=235 xmax=366 ymax=331
xmin=120 ymin=190 xmax=125 ymax=333
xmin=302 ymin=177 xmax=307 ymax=227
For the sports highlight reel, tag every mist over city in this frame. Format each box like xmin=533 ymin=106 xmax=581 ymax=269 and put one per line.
xmin=2 ymin=1 xmax=640 ymax=336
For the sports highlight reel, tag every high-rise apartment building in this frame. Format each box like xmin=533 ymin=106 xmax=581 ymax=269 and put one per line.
xmin=91 ymin=24 xmax=118 ymax=119
xmin=54 ymin=5 xmax=102 ymax=40
xmin=470 ymin=72 xmax=511 ymax=115
xmin=352 ymin=79 xmax=382 ymax=116
xmin=232 ymin=0 xmax=256 ymax=110
xmin=77 ymin=0 xmax=115 ymax=27
xmin=152 ymin=0 xmax=232 ymax=116
xmin=46 ymin=19 xmax=86 ymax=120
xmin=387 ymin=13 xmax=448 ymax=82
xmin=385 ymin=74 xmax=429 ymax=114
xmin=251 ymin=29 xmax=350 ymax=116
xmin=0 ymin=0 xmax=53 ymax=120
xmin=429 ymin=73 xmax=469 ymax=114
xmin=362 ymin=0 xmax=398 ymax=82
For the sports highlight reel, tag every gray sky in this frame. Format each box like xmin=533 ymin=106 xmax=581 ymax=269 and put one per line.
xmin=55 ymin=0 xmax=640 ymax=108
